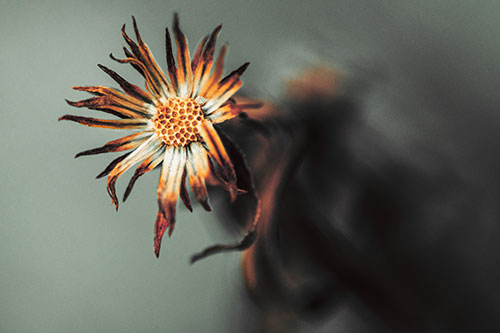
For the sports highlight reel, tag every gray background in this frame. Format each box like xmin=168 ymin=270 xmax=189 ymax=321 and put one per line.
xmin=1 ymin=0 xmax=500 ymax=332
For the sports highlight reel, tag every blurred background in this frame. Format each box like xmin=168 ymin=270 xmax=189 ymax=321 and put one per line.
xmin=1 ymin=0 xmax=500 ymax=332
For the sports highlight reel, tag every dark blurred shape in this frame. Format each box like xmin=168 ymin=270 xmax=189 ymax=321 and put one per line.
xmin=216 ymin=67 xmax=500 ymax=332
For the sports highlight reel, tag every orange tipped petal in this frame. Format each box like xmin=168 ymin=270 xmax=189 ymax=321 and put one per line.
xmin=191 ymin=35 xmax=208 ymax=72
xmin=106 ymin=136 xmax=159 ymax=209
xmin=154 ymin=210 xmax=175 ymax=257
xmin=165 ymin=27 xmax=178 ymax=94
xmin=173 ymin=13 xmax=193 ymax=98
xmin=58 ymin=115 xmax=148 ymax=129
xmin=157 ymin=146 xmax=187 ymax=215
xmin=155 ymin=147 xmax=187 ymax=256
xmin=123 ymin=146 xmax=164 ymax=202
xmin=198 ymin=120 xmax=237 ymax=199
xmin=179 ymin=170 xmax=193 ymax=212
xmin=75 ymin=131 xmax=150 ymax=158
xmin=97 ymin=64 xmax=153 ymax=104
xmin=96 ymin=153 xmax=131 ymax=179
xmin=199 ymin=44 xmax=227 ymax=98
xmin=69 ymin=85 xmax=153 ymax=118
xmin=186 ymin=142 xmax=211 ymax=211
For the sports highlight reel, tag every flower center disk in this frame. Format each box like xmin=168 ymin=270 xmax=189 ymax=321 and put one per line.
xmin=153 ymin=97 xmax=204 ymax=146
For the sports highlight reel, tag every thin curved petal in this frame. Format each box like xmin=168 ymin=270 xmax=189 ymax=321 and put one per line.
xmin=109 ymin=53 xmax=165 ymax=101
xmin=123 ymin=145 xmax=164 ymax=202
xmin=119 ymin=17 xmax=173 ymax=98
xmin=97 ymin=64 xmax=154 ymax=104
xmin=68 ymin=85 xmax=153 ymax=118
xmin=154 ymin=209 xmax=174 ymax=257
xmin=58 ymin=115 xmax=149 ymax=129
xmin=106 ymin=136 xmax=160 ymax=209
xmin=96 ymin=152 xmax=131 ymax=179
xmin=179 ymin=169 xmax=192 ymax=212
xmin=75 ymin=131 xmax=151 ymax=158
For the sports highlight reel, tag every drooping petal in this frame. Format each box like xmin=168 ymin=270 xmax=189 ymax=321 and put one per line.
xmin=179 ymin=169 xmax=192 ymax=212
xmin=75 ymin=131 xmax=151 ymax=158
xmin=154 ymin=209 xmax=174 ymax=258
xmin=198 ymin=120 xmax=237 ymax=200
xmin=123 ymin=145 xmax=164 ymax=202
xmin=203 ymin=62 xmax=249 ymax=114
xmin=155 ymin=146 xmax=187 ymax=256
xmin=106 ymin=136 xmax=160 ymax=209
xmin=172 ymin=13 xmax=193 ymax=98
xmin=185 ymin=142 xmax=211 ymax=211
xmin=58 ymin=115 xmax=149 ymax=129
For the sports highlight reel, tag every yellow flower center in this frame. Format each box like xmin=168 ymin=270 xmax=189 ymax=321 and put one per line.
xmin=153 ymin=97 xmax=204 ymax=146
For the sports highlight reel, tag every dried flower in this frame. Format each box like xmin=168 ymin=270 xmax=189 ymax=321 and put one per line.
xmin=60 ymin=14 xmax=255 ymax=257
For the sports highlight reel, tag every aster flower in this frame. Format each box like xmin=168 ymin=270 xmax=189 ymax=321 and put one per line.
xmin=60 ymin=14 xmax=258 ymax=258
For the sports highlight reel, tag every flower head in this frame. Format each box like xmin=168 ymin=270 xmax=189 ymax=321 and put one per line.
xmin=60 ymin=14 xmax=253 ymax=257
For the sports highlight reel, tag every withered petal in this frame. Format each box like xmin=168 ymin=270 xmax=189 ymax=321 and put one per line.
xmin=179 ymin=169 xmax=193 ymax=212
xmin=58 ymin=115 xmax=148 ymax=129
xmin=96 ymin=153 xmax=131 ymax=179
xmin=75 ymin=131 xmax=150 ymax=158
xmin=97 ymin=64 xmax=153 ymax=104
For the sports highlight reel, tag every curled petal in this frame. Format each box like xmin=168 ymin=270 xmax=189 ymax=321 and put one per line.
xmin=123 ymin=146 xmax=164 ymax=202
xmin=179 ymin=169 xmax=192 ymax=212
xmin=122 ymin=46 xmax=145 ymax=77
xmin=154 ymin=210 xmax=175 ymax=258
xmin=106 ymin=136 xmax=159 ymax=210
